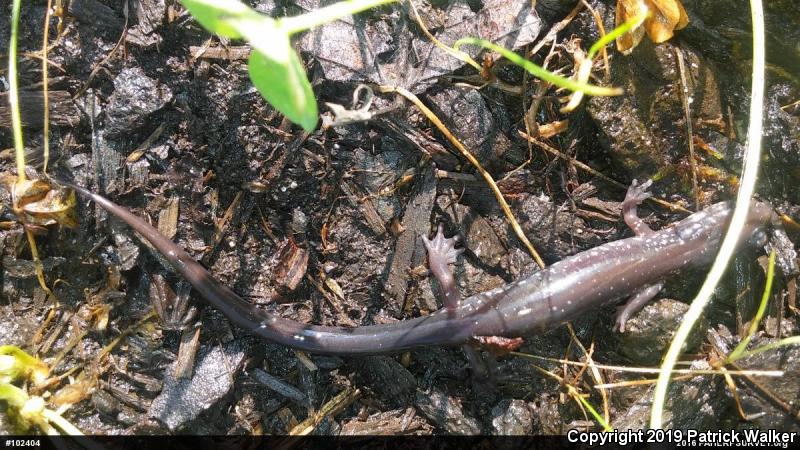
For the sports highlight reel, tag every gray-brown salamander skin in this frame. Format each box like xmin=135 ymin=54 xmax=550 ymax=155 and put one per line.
xmin=61 ymin=180 xmax=776 ymax=355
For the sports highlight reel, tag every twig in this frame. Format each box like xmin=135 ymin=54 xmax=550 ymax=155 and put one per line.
xmin=377 ymin=84 xmax=546 ymax=268
xmin=72 ymin=1 xmax=129 ymax=100
xmin=675 ymin=48 xmax=699 ymax=210
xmin=42 ymin=0 xmax=53 ymax=173
xmin=288 ymin=387 xmax=361 ymax=435
xmin=566 ymin=324 xmax=610 ymax=424
xmin=517 ymin=130 xmax=692 ymax=214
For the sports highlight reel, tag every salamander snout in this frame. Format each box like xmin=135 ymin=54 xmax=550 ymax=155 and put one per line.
xmin=747 ymin=200 xmax=778 ymax=231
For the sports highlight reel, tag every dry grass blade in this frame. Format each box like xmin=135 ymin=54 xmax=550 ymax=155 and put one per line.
xmin=408 ymin=0 xmax=481 ymax=71
xmin=566 ymin=324 xmax=610 ymax=424
xmin=288 ymin=387 xmax=361 ymax=436
xmin=675 ymin=48 xmax=699 ymax=210
xmin=518 ymin=130 xmax=692 ymax=214
xmin=511 ymin=352 xmax=784 ymax=377
xmin=42 ymin=0 xmax=53 ymax=173
xmin=72 ymin=1 xmax=129 ymax=100
xmin=378 ymin=85 xmax=546 ymax=268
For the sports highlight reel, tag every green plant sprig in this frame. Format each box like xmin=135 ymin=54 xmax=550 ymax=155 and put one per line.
xmin=726 ymin=250 xmax=776 ymax=363
xmin=588 ymin=11 xmax=647 ymax=59
xmin=0 ymin=346 xmax=81 ymax=434
xmin=9 ymin=0 xmax=27 ymax=180
xmin=453 ymin=37 xmax=623 ymax=97
xmin=181 ymin=0 xmax=397 ymax=132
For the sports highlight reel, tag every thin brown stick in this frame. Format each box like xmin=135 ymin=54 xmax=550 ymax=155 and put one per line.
xmin=518 ymin=130 xmax=692 ymax=214
xmin=581 ymin=0 xmax=610 ymax=79
xmin=529 ymin=1 xmax=584 ymax=57
xmin=566 ymin=324 xmax=610 ymax=423
xmin=288 ymin=388 xmax=361 ymax=435
xmin=42 ymin=0 xmax=52 ymax=173
xmin=675 ymin=48 xmax=699 ymax=210
xmin=72 ymin=1 xmax=129 ymax=100
xmin=378 ymin=85 xmax=546 ymax=268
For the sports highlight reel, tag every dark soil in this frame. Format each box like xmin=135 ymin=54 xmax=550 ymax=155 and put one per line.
xmin=1 ymin=0 xmax=799 ymax=436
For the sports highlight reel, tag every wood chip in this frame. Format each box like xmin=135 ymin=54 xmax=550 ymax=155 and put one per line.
xmin=250 ymin=368 xmax=309 ymax=406
xmin=0 ymin=91 xmax=78 ymax=128
xmin=273 ymin=239 xmax=309 ymax=292
xmin=385 ymin=164 xmax=437 ymax=315
xmin=340 ymin=181 xmax=386 ymax=236
xmin=157 ymin=196 xmax=180 ymax=240
xmin=173 ymin=327 xmax=201 ymax=379
xmin=189 ymin=45 xmax=251 ymax=60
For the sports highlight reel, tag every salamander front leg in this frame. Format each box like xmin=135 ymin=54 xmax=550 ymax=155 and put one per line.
xmin=623 ymin=179 xmax=654 ymax=236
xmin=614 ymin=281 xmax=664 ymax=332
xmin=422 ymin=224 xmax=464 ymax=316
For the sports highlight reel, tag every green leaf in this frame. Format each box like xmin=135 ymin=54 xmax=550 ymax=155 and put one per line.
xmin=234 ymin=11 xmax=317 ymax=130
xmin=181 ymin=0 xmax=317 ymax=131
xmin=180 ymin=0 xmax=262 ymax=39
xmin=249 ymin=50 xmax=318 ymax=132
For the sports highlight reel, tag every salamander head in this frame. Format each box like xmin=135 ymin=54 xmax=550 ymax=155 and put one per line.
xmin=746 ymin=200 xmax=778 ymax=231
xmin=715 ymin=200 xmax=777 ymax=249
xmin=675 ymin=200 xmax=776 ymax=256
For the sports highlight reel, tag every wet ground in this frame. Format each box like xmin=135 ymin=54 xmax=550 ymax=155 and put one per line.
xmin=0 ymin=0 xmax=799 ymax=435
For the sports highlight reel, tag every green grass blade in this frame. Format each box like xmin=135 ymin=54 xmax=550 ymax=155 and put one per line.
xmin=453 ymin=37 xmax=622 ymax=96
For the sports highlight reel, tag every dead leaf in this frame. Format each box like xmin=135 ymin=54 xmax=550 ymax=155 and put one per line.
xmin=3 ymin=175 xmax=78 ymax=228
xmin=616 ymin=0 xmax=689 ymax=54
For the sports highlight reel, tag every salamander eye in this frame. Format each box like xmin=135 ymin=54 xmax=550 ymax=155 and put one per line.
xmin=748 ymin=229 xmax=768 ymax=247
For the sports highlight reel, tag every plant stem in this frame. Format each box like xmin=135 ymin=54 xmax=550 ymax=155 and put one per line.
xmin=42 ymin=0 xmax=53 ymax=174
xmin=649 ymin=0 xmax=765 ymax=429
xmin=9 ymin=0 xmax=26 ymax=182
xmin=42 ymin=409 xmax=83 ymax=435
xmin=727 ymin=250 xmax=776 ymax=363
xmin=279 ymin=0 xmax=397 ymax=35
xmin=454 ymin=38 xmax=623 ymax=97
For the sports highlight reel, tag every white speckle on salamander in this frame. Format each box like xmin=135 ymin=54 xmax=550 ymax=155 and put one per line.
xmin=293 ymin=335 xmax=306 ymax=342
xmin=518 ymin=308 xmax=532 ymax=316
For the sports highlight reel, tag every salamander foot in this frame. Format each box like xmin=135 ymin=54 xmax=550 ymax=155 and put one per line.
xmin=622 ymin=179 xmax=655 ymax=236
xmin=422 ymin=224 xmax=464 ymax=315
xmin=625 ymin=178 xmax=653 ymax=204
xmin=422 ymin=224 xmax=463 ymax=266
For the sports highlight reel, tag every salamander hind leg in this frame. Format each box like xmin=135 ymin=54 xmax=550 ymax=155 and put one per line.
xmin=422 ymin=224 xmax=464 ymax=315
xmin=614 ymin=282 xmax=664 ymax=332
xmin=622 ymin=179 xmax=655 ymax=236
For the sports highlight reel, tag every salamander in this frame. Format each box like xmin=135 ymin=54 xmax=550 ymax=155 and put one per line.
xmin=58 ymin=179 xmax=776 ymax=355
